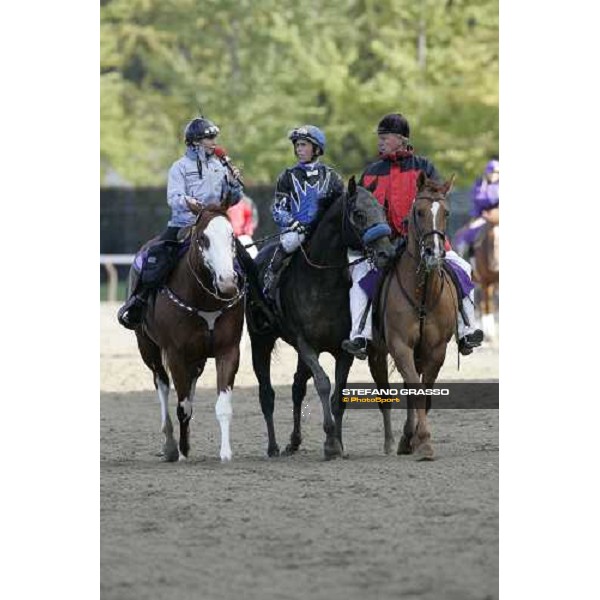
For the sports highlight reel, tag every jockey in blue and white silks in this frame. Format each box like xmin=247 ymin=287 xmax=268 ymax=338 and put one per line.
xmin=263 ymin=126 xmax=345 ymax=298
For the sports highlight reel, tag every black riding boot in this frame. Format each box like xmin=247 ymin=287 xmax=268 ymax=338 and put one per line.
xmin=263 ymin=245 xmax=287 ymax=301
xmin=117 ymin=287 xmax=151 ymax=330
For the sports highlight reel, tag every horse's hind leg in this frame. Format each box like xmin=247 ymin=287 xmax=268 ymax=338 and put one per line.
xmin=135 ymin=331 xmax=178 ymax=462
xmin=296 ymin=337 xmax=342 ymax=460
xmin=368 ymin=348 xmax=395 ymax=455
xmin=250 ymin=333 xmax=279 ymax=457
xmin=284 ymin=357 xmax=312 ymax=455
xmin=332 ymin=351 xmax=353 ymax=455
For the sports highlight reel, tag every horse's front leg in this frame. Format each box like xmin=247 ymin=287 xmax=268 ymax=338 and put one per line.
xmin=169 ymin=356 xmax=200 ymax=461
xmin=388 ymin=339 xmax=421 ymax=456
xmin=297 ymin=337 xmax=342 ymax=460
xmin=215 ymin=346 xmax=240 ymax=463
xmin=410 ymin=349 xmax=445 ymax=461
xmin=250 ymin=332 xmax=279 ymax=457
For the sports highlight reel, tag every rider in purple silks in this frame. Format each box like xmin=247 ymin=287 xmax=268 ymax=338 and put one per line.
xmin=454 ymin=159 xmax=499 ymax=251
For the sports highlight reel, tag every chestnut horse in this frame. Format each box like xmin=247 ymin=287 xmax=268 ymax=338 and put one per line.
xmin=134 ymin=203 xmax=244 ymax=462
xmin=369 ymin=173 xmax=458 ymax=460
xmin=473 ymin=209 xmax=499 ymax=339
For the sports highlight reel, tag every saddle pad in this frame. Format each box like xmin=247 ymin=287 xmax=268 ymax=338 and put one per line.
xmin=133 ymin=239 xmax=191 ymax=273
xmin=358 ymin=267 xmax=383 ymax=300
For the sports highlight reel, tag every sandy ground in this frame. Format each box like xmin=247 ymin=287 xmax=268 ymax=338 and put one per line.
xmin=101 ymin=302 xmax=498 ymax=600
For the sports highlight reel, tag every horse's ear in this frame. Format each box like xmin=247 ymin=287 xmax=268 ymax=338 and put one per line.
xmin=187 ymin=198 xmax=202 ymax=215
xmin=417 ymin=171 xmax=427 ymax=191
xmin=348 ymin=175 xmax=357 ymax=197
xmin=443 ymin=174 xmax=456 ymax=195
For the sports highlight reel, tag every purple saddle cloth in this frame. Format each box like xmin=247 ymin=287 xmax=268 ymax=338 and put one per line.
xmin=133 ymin=239 xmax=191 ymax=273
xmin=444 ymin=260 xmax=474 ymax=298
xmin=358 ymin=262 xmax=474 ymax=301
xmin=359 ymin=268 xmax=384 ymax=300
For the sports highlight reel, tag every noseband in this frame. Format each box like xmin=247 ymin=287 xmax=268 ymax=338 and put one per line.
xmin=187 ymin=213 xmax=243 ymax=303
xmin=411 ymin=195 xmax=447 ymax=251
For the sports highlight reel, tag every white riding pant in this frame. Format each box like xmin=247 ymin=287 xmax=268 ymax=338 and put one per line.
xmin=445 ymin=250 xmax=478 ymax=337
xmin=348 ymin=250 xmax=373 ymax=341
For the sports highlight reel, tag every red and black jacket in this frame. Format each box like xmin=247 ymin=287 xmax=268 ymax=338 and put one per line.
xmin=360 ymin=153 xmax=441 ymax=237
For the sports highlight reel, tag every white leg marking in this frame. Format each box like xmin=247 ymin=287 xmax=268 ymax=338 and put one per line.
xmin=431 ymin=202 xmax=441 ymax=256
xmin=156 ymin=378 xmax=171 ymax=434
xmin=215 ymin=387 xmax=233 ymax=462
xmin=180 ymin=398 xmax=193 ymax=419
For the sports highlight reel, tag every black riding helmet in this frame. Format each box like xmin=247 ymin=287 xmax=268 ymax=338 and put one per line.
xmin=377 ymin=113 xmax=410 ymax=138
xmin=184 ymin=117 xmax=220 ymax=145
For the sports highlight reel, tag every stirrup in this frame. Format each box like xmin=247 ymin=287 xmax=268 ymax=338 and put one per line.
xmin=341 ymin=337 xmax=368 ymax=360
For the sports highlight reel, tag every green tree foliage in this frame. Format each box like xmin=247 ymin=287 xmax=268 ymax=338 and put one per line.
xmin=101 ymin=0 xmax=498 ymax=187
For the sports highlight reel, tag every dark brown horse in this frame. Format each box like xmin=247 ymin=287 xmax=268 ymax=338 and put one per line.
xmin=473 ymin=209 xmax=499 ymax=339
xmin=368 ymin=173 xmax=458 ymax=460
xmin=134 ymin=203 xmax=244 ymax=462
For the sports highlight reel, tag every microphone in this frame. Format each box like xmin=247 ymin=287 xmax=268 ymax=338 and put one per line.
xmin=215 ymin=146 xmax=244 ymax=185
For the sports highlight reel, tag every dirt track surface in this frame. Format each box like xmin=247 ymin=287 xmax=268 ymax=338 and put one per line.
xmin=101 ymin=302 xmax=498 ymax=600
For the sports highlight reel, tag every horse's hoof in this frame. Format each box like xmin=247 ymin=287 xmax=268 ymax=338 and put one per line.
xmin=267 ymin=445 xmax=280 ymax=458
xmin=397 ymin=436 xmax=413 ymax=455
xmin=416 ymin=443 xmax=435 ymax=461
xmin=383 ymin=438 xmax=396 ymax=455
xmin=283 ymin=444 xmax=299 ymax=456
xmin=220 ymin=451 xmax=232 ymax=463
xmin=162 ymin=441 xmax=179 ymax=462
xmin=178 ymin=453 xmax=187 ymax=462
xmin=324 ymin=438 xmax=343 ymax=460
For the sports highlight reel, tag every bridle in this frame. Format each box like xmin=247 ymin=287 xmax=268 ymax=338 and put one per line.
xmin=410 ymin=194 xmax=447 ymax=254
xmin=298 ymin=190 xmax=388 ymax=270
xmin=186 ymin=211 xmax=244 ymax=304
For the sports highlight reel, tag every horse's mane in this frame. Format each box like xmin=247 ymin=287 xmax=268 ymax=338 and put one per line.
xmin=195 ymin=204 xmax=230 ymax=229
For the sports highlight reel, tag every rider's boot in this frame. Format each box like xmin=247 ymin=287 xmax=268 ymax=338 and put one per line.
xmin=263 ymin=245 xmax=286 ymax=302
xmin=457 ymin=292 xmax=484 ymax=355
xmin=117 ymin=287 xmax=151 ymax=330
xmin=341 ymin=337 xmax=368 ymax=360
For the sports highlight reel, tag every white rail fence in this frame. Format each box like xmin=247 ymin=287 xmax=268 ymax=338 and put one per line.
xmin=100 ymin=254 xmax=135 ymax=302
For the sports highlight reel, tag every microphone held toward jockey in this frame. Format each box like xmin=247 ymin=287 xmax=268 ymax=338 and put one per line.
xmin=215 ymin=146 xmax=244 ymax=186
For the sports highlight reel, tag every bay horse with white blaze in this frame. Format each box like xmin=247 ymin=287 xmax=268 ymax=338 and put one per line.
xmin=134 ymin=203 xmax=244 ymax=462
xmin=367 ymin=173 xmax=458 ymax=460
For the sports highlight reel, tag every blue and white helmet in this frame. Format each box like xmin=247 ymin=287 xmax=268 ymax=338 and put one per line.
xmin=288 ymin=125 xmax=326 ymax=156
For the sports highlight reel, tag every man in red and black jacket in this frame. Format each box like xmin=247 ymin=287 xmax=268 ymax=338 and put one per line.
xmin=341 ymin=113 xmax=484 ymax=359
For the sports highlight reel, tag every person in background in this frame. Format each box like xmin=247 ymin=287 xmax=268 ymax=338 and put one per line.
xmin=454 ymin=159 xmax=499 ymax=257
xmin=227 ymin=194 xmax=259 ymax=258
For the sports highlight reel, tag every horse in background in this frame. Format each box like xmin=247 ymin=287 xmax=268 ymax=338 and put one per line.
xmin=473 ymin=208 xmax=499 ymax=339
xmin=246 ymin=177 xmax=396 ymax=460
xmin=133 ymin=203 xmax=245 ymax=462
xmin=367 ymin=173 xmax=458 ymax=460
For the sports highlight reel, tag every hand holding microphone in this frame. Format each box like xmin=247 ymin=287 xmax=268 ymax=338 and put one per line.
xmin=215 ymin=146 xmax=244 ymax=186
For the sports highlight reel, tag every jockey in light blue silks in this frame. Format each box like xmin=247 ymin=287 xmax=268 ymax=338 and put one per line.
xmin=454 ymin=159 xmax=499 ymax=255
xmin=263 ymin=125 xmax=345 ymax=299
xmin=117 ymin=116 xmax=243 ymax=329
